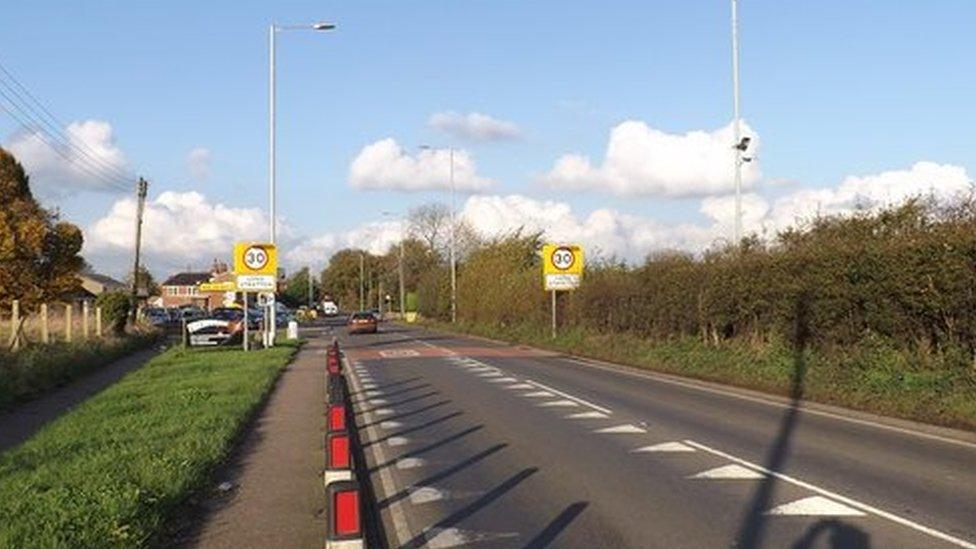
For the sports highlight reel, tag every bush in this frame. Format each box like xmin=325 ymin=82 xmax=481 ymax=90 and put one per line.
xmin=95 ymin=290 xmax=130 ymax=335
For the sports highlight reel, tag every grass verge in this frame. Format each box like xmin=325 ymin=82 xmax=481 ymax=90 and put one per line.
xmin=424 ymin=320 xmax=976 ymax=431
xmin=0 ymin=331 xmax=161 ymax=411
xmin=0 ymin=340 xmax=300 ymax=547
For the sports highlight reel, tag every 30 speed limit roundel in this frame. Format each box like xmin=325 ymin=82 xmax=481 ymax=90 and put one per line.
xmin=550 ymin=246 xmax=576 ymax=271
xmin=243 ymin=246 xmax=268 ymax=271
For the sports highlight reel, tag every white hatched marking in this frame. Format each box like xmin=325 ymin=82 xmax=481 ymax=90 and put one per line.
xmin=387 ymin=436 xmax=410 ymax=447
xmin=522 ymin=391 xmax=555 ymax=398
xmin=690 ymin=464 xmax=765 ymax=479
xmin=477 ymin=372 xmax=503 ymax=378
xmin=767 ymin=496 xmax=865 ymax=517
xmin=594 ymin=424 xmax=646 ymax=434
xmin=505 ymin=383 xmax=534 ymax=390
xmin=380 ymin=421 xmax=403 ymax=429
xmin=396 ymin=457 xmax=426 ymax=470
xmin=408 ymin=486 xmax=447 ymax=504
xmin=631 ymin=442 xmax=695 ymax=453
xmin=375 ymin=408 xmax=395 ymax=416
xmin=525 ymin=379 xmax=613 ymax=415
xmin=425 ymin=527 xmax=520 ymax=548
xmin=565 ymin=411 xmax=609 ymax=419
xmin=537 ymin=399 xmax=579 ymax=408
xmin=488 ymin=377 xmax=518 ymax=383
xmin=369 ymin=398 xmax=388 ymax=405
xmin=365 ymin=390 xmax=383 ymax=396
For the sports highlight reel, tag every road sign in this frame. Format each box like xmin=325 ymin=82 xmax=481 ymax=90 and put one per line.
xmin=234 ymin=242 xmax=278 ymax=276
xmin=199 ymin=281 xmax=237 ymax=292
xmin=542 ymin=244 xmax=583 ymax=291
xmin=237 ymin=274 xmax=276 ymax=292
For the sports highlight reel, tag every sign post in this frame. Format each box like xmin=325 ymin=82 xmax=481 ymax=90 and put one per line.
xmin=234 ymin=242 xmax=278 ymax=350
xmin=542 ymin=244 xmax=584 ymax=338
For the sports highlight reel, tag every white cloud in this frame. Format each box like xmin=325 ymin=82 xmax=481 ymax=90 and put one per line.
xmin=186 ymin=147 xmax=212 ymax=181
xmin=84 ymin=191 xmax=268 ymax=276
xmin=540 ymin=120 xmax=760 ymax=197
xmin=5 ymin=119 xmax=131 ymax=194
xmin=427 ymin=111 xmax=521 ymax=142
xmin=348 ymin=138 xmax=494 ymax=191
xmin=284 ymin=221 xmax=405 ymax=269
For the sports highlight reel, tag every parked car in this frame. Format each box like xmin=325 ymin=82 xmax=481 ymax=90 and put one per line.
xmin=211 ymin=307 xmax=258 ymax=330
xmin=143 ymin=307 xmax=170 ymax=327
xmin=347 ymin=311 xmax=378 ymax=334
xmin=185 ymin=318 xmax=239 ymax=346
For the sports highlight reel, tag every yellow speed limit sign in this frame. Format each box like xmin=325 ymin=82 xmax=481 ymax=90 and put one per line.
xmin=543 ymin=243 xmax=583 ymax=291
xmin=234 ymin=242 xmax=277 ymax=276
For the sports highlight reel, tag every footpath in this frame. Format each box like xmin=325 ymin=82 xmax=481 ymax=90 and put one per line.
xmin=172 ymin=327 xmax=330 ymax=549
xmin=0 ymin=345 xmax=163 ymax=452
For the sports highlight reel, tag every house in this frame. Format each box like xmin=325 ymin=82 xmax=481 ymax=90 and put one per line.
xmin=159 ymin=260 xmax=236 ymax=309
xmin=78 ymin=273 xmax=125 ymax=297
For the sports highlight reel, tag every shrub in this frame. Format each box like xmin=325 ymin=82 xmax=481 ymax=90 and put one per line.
xmin=95 ymin=290 xmax=130 ymax=335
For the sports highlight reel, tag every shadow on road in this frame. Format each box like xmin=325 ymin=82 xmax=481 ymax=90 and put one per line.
xmin=378 ymin=443 xmax=508 ymax=509
xmin=359 ymin=400 xmax=452 ymax=430
xmin=355 ymin=390 xmax=441 ymax=417
xmin=369 ymin=425 xmax=485 ymax=474
xmin=524 ymin=502 xmax=589 ymax=548
xmin=350 ymin=383 xmax=433 ymax=405
xmin=363 ymin=411 xmax=464 ymax=448
xmin=734 ymin=292 xmax=871 ymax=549
xmin=792 ymin=519 xmax=871 ymax=549
xmin=348 ymin=376 xmax=423 ymax=396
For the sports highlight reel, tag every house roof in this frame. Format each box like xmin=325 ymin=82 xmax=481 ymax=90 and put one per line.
xmin=79 ymin=272 xmax=125 ymax=289
xmin=161 ymin=272 xmax=211 ymax=287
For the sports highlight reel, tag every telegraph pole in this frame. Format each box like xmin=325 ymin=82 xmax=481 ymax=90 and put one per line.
xmin=129 ymin=178 xmax=148 ymax=324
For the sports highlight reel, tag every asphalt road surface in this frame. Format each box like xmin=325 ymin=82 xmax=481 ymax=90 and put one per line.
xmin=342 ymin=322 xmax=976 ymax=549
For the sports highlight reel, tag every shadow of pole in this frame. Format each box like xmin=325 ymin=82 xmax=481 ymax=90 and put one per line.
xmin=734 ymin=291 xmax=811 ymax=549
xmin=792 ymin=519 xmax=871 ymax=549
xmin=524 ymin=502 xmax=589 ymax=548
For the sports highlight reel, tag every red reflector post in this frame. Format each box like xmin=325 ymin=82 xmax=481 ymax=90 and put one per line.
xmin=334 ymin=489 xmax=360 ymax=536
xmin=328 ymin=433 xmax=350 ymax=469
xmin=328 ymin=404 xmax=346 ymax=432
xmin=326 ymin=480 xmax=362 ymax=542
xmin=327 ymin=353 xmax=341 ymax=374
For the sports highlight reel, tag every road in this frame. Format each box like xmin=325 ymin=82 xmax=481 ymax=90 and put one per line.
xmin=342 ymin=322 xmax=976 ymax=549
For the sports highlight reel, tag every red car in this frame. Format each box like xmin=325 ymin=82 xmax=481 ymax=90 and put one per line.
xmin=347 ymin=311 xmax=378 ymax=334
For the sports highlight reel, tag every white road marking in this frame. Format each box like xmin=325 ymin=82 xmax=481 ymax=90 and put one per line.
xmin=365 ymin=390 xmax=383 ymax=396
xmin=561 ymin=357 xmax=976 ymax=451
xmin=424 ymin=527 xmax=520 ymax=548
xmin=408 ymin=486 xmax=447 ymax=504
xmin=522 ymin=391 xmax=555 ymax=398
xmin=767 ymin=496 xmax=865 ymax=517
xmin=683 ymin=439 xmax=976 ymax=548
xmin=505 ymin=383 xmax=535 ymax=390
xmin=477 ymin=372 xmax=503 ymax=378
xmin=690 ymin=464 xmax=765 ymax=480
xmin=537 ymin=399 xmax=579 ymax=408
xmin=387 ymin=436 xmax=410 ymax=447
xmin=416 ymin=338 xmax=457 ymax=356
xmin=374 ymin=408 xmax=395 ymax=416
xmin=566 ymin=411 xmax=610 ymax=419
xmin=396 ymin=457 xmax=426 ymax=469
xmin=380 ymin=421 xmax=403 ymax=429
xmin=344 ymin=356 xmax=411 ymax=546
xmin=525 ymin=379 xmax=613 ymax=415
xmin=488 ymin=377 xmax=518 ymax=383
xmin=594 ymin=424 xmax=646 ymax=434
xmin=369 ymin=398 xmax=388 ymax=405
xmin=631 ymin=442 xmax=695 ymax=453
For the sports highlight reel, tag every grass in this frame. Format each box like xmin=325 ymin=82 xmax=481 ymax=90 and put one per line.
xmin=426 ymin=320 xmax=976 ymax=431
xmin=0 ymin=331 xmax=161 ymax=411
xmin=0 ymin=341 xmax=300 ymax=548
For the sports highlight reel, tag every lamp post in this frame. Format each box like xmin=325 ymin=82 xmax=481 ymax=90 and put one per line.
xmin=383 ymin=211 xmax=407 ymax=317
xmin=730 ymin=1 xmax=743 ymax=244
xmin=268 ymin=21 xmax=334 ymax=345
xmin=419 ymin=145 xmax=457 ymax=323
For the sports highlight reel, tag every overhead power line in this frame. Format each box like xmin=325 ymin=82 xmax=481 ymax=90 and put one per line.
xmin=0 ymin=59 xmax=138 ymax=192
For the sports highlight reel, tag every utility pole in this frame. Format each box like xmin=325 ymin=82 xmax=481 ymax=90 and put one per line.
xmin=307 ymin=265 xmax=313 ymax=307
xmin=129 ymin=178 xmax=148 ymax=324
xmin=731 ymin=0 xmax=743 ymax=244
xmin=399 ymin=236 xmax=406 ymax=316
xmin=359 ymin=253 xmax=365 ymax=311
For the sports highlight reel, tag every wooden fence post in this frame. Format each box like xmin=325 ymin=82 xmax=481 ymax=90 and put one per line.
xmin=95 ymin=307 xmax=102 ymax=337
xmin=82 ymin=301 xmax=90 ymax=341
xmin=66 ymin=304 xmax=73 ymax=343
xmin=10 ymin=299 xmax=19 ymax=351
xmin=41 ymin=303 xmax=49 ymax=344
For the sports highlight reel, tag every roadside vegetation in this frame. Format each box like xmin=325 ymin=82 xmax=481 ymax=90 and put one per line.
xmin=412 ymin=197 xmax=976 ymax=430
xmin=0 ymin=341 xmax=299 ymax=547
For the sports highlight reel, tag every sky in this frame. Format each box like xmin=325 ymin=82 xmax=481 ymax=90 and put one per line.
xmin=1 ymin=0 xmax=974 ymax=279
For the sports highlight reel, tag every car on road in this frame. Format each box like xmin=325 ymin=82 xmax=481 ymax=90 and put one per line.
xmin=322 ymin=300 xmax=339 ymax=317
xmin=143 ymin=307 xmax=170 ymax=327
xmin=347 ymin=311 xmax=378 ymax=334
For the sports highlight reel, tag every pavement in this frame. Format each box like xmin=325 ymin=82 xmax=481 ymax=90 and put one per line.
xmin=344 ymin=322 xmax=976 ymax=549
xmin=173 ymin=323 xmax=338 ymax=548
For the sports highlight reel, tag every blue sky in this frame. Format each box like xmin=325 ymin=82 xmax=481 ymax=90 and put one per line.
xmin=1 ymin=1 xmax=974 ymax=277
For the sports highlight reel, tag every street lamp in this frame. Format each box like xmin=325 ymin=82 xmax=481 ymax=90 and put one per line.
xmin=418 ymin=144 xmax=457 ymax=323
xmin=267 ymin=20 xmax=335 ymax=345
xmin=382 ymin=211 xmax=407 ymax=317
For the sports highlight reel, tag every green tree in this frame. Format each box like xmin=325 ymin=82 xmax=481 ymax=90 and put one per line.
xmin=122 ymin=266 xmax=160 ymax=297
xmin=95 ymin=290 xmax=130 ymax=335
xmin=0 ymin=148 xmax=85 ymax=308
xmin=281 ymin=266 xmax=319 ymax=307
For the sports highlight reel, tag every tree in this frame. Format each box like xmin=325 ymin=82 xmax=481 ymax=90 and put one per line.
xmin=123 ymin=266 xmax=160 ymax=297
xmin=0 ymin=147 xmax=85 ymax=309
xmin=95 ymin=290 xmax=130 ymax=335
xmin=409 ymin=203 xmax=451 ymax=256
xmin=281 ymin=266 xmax=319 ymax=307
